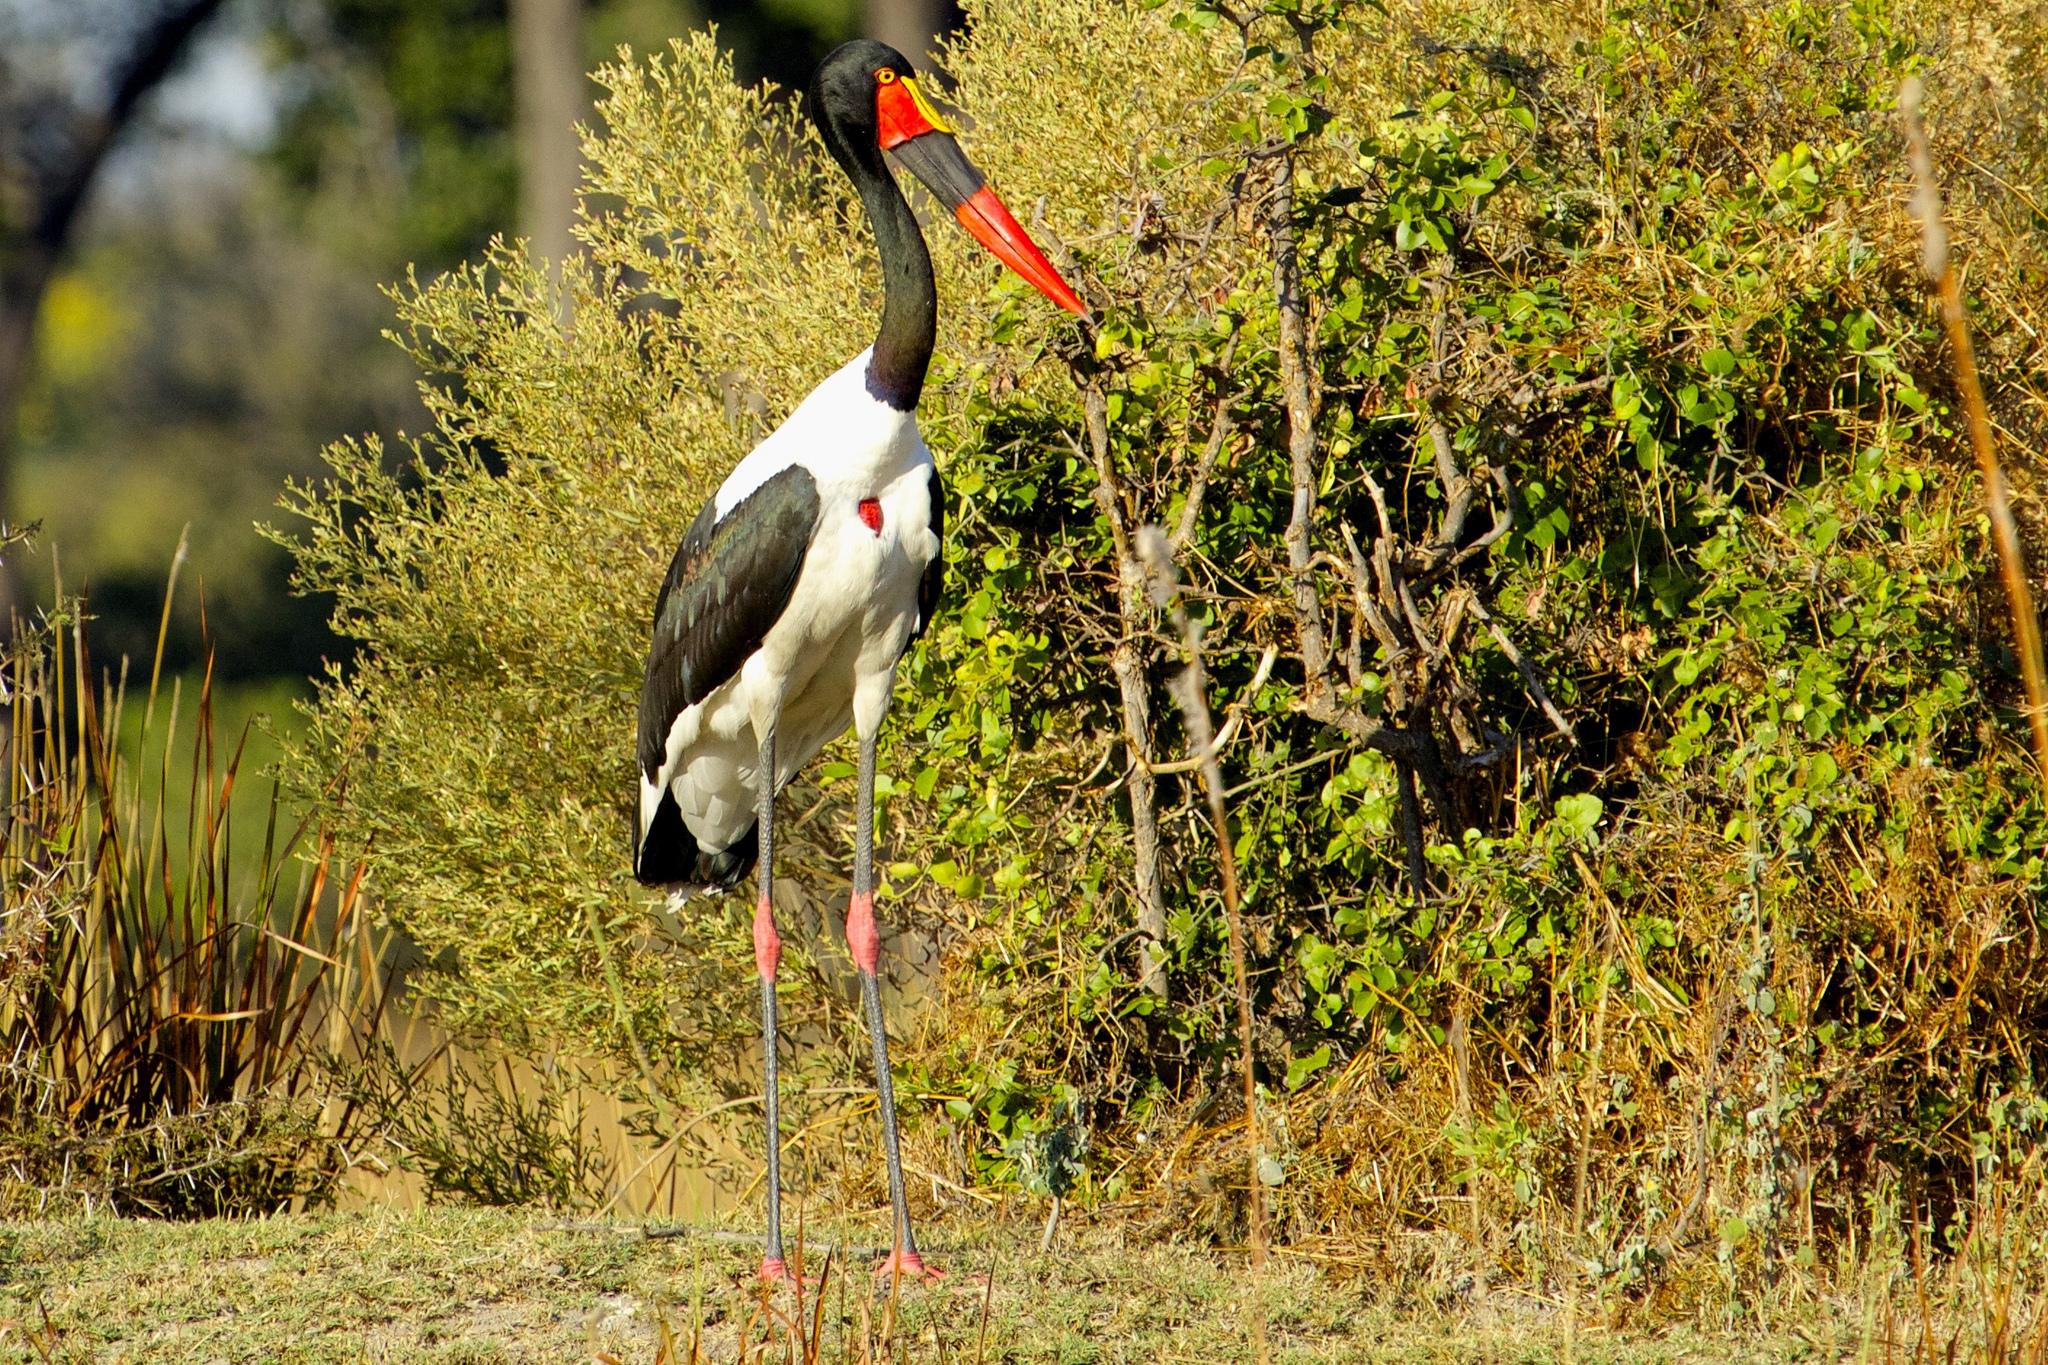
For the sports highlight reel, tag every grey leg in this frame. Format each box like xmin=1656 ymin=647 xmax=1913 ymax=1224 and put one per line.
xmin=752 ymin=729 xmax=790 ymax=1281
xmin=844 ymin=729 xmax=937 ymax=1280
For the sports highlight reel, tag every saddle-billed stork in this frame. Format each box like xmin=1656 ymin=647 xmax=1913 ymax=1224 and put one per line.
xmin=632 ymin=40 xmax=1087 ymax=1284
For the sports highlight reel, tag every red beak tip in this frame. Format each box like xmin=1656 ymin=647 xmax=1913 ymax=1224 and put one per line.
xmin=1038 ymin=278 xmax=1091 ymax=319
xmin=954 ymin=186 xmax=1092 ymax=324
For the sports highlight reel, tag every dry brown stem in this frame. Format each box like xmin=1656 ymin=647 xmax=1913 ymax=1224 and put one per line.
xmin=1901 ymin=76 xmax=2048 ymax=791
xmin=1566 ymin=894 xmax=1615 ymax=1365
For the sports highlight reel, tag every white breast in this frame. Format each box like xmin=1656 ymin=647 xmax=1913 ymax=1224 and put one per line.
xmin=715 ymin=348 xmax=917 ymax=517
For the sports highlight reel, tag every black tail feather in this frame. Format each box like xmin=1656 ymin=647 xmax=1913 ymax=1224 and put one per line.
xmin=635 ymin=787 xmax=758 ymax=891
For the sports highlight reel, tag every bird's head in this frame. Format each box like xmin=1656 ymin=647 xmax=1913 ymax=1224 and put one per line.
xmin=811 ymin=40 xmax=1090 ymax=318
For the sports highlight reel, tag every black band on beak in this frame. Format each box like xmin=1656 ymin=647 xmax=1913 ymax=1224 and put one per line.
xmin=886 ymin=130 xmax=987 ymax=212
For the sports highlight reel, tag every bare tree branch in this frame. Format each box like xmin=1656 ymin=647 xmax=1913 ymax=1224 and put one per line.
xmin=1465 ymin=593 xmax=1574 ymax=743
xmin=1267 ymin=145 xmax=1457 ymax=894
xmin=1136 ymin=526 xmax=1269 ymax=1365
xmin=1076 ymin=389 xmax=1170 ymax=1000
xmin=1170 ymin=339 xmax=1241 ymax=554
xmin=1144 ymin=646 xmax=1278 ymax=774
xmin=1271 ymin=151 xmax=1335 ymax=710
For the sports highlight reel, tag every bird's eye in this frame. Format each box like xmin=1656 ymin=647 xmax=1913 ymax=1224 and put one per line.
xmin=876 ymin=68 xmax=897 ymax=84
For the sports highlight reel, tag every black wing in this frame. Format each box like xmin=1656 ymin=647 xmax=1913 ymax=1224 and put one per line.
xmin=910 ymin=464 xmax=945 ymax=643
xmin=636 ymin=465 xmax=821 ymax=781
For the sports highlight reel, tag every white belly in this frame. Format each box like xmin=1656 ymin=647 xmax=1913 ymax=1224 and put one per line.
xmin=664 ymin=457 xmax=937 ymax=851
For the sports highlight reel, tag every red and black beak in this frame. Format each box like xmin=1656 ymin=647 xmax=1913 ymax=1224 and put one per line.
xmin=877 ymin=75 xmax=1090 ymax=318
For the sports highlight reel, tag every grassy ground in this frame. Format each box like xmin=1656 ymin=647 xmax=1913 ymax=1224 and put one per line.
xmin=0 ymin=1207 xmax=1868 ymax=1363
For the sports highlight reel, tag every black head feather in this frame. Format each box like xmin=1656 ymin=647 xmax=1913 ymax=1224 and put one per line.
xmin=810 ymin=39 xmax=917 ymax=181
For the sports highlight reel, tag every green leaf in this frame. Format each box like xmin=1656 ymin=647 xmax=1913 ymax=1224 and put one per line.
xmin=1285 ymin=1044 xmax=1333 ymax=1091
xmin=1554 ymin=793 xmax=1604 ymax=842
xmin=1610 ymin=373 xmax=1642 ymax=421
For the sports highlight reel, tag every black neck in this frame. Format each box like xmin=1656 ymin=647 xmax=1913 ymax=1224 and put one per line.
xmin=853 ymin=165 xmax=936 ymax=411
xmin=812 ymin=93 xmax=935 ymax=413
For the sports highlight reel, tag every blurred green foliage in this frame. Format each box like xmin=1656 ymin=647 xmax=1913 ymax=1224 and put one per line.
xmin=14 ymin=0 xmax=868 ymax=681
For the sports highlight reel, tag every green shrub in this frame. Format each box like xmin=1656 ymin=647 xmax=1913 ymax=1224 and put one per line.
xmin=277 ymin=0 xmax=2048 ymax=1299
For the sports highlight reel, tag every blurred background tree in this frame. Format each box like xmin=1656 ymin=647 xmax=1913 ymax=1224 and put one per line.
xmin=0 ymin=0 xmax=228 ymax=633
xmin=0 ymin=0 xmax=953 ymax=679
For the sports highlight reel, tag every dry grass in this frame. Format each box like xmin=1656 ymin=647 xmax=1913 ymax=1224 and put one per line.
xmin=0 ymin=1203 xmax=1974 ymax=1363
xmin=12 ymin=1204 xmax=2048 ymax=1362
xmin=0 ymin=538 xmax=384 ymax=1215
xmin=1114 ymin=790 xmax=2048 ymax=1342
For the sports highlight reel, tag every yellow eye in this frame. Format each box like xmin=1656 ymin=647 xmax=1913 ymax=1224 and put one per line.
xmin=876 ymin=68 xmax=897 ymax=84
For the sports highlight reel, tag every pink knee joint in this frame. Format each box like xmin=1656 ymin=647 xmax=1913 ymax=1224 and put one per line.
xmin=753 ymin=895 xmax=782 ymax=980
xmin=846 ymin=890 xmax=880 ymax=975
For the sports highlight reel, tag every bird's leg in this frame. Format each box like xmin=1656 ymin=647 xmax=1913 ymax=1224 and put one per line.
xmin=754 ymin=728 xmax=793 ymax=1285
xmin=845 ymin=727 xmax=941 ymax=1284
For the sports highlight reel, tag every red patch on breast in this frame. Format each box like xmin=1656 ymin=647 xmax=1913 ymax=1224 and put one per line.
xmin=857 ymin=497 xmax=884 ymax=535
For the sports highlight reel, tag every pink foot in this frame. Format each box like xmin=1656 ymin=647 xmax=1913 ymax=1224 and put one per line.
xmin=757 ymin=1256 xmax=823 ymax=1290
xmin=873 ymin=1248 xmax=944 ymax=1284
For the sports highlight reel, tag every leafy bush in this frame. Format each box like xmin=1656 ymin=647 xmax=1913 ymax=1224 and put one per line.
xmin=277 ymin=0 xmax=2048 ymax=1300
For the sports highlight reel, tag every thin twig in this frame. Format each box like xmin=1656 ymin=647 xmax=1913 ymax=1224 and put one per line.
xmin=1565 ymin=868 xmax=1614 ymax=1365
xmin=1338 ymin=524 xmax=1406 ymax=661
xmin=1901 ymin=76 xmax=2048 ymax=790
xmin=1465 ymin=594 xmax=1574 ymax=742
xmin=1447 ymin=993 xmax=1486 ymax=1299
xmin=1143 ymin=646 xmax=1278 ymax=774
xmin=1171 ymin=345 xmax=1243 ymax=553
